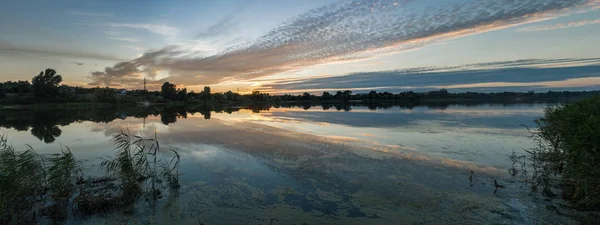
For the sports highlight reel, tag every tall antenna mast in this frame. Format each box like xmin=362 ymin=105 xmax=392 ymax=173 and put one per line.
xmin=143 ymin=77 xmax=147 ymax=91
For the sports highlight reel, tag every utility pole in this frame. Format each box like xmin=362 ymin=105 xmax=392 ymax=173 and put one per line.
xmin=143 ymin=77 xmax=147 ymax=91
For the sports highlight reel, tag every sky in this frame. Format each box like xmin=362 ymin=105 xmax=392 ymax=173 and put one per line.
xmin=1 ymin=0 xmax=600 ymax=94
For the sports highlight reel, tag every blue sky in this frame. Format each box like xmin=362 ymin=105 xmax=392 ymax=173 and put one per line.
xmin=1 ymin=0 xmax=600 ymax=93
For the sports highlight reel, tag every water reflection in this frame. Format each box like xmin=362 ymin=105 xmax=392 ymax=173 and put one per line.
xmin=77 ymin=113 xmax=511 ymax=224
xmin=0 ymin=103 xmax=547 ymax=144
xmin=1 ymin=103 xmax=590 ymax=224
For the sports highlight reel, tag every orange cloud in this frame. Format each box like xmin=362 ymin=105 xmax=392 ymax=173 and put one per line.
xmin=89 ymin=0 xmax=598 ymax=90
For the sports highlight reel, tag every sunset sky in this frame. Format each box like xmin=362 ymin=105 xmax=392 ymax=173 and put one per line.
xmin=1 ymin=0 xmax=600 ymax=94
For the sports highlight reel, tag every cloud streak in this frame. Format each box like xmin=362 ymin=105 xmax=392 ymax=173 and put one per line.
xmin=90 ymin=0 xmax=598 ymax=89
xmin=518 ymin=18 xmax=600 ymax=31
xmin=121 ymin=45 xmax=145 ymax=51
xmin=0 ymin=42 xmax=126 ymax=62
xmin=67 ymin=10 xmax=114 ymax=17
xmin=108 ymin=37 xmax=139 ymax=43
xmin=258 ymin=58 xmax=600 ymax=93
xmin=108 ymin=23 xmax=178 ymax=37
xmin=195 ymin=0 xmax=257 ymax=40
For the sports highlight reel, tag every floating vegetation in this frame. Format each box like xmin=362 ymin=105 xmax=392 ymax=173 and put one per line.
xmin=0 ymin=131 xmax=180 ymax=224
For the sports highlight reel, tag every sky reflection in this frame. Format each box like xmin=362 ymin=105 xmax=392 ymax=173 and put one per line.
xmin=1 ymin=103 xmax=573 ymax=224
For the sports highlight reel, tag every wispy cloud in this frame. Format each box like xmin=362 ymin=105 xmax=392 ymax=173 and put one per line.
xmin=67 ymin=10 xmax=114 ymax=17
xmin=518 ymin=18 xmax=600 ymax=31
xmin=90 ymin=0 xmax=598 ymax=89
xmin=0 ymin=42 xmax=125 ymax=62
xmin=72 ymin=62 xmax=85 ymax=66
xmin=259 ymin=58 xmax=600 ymax=94
xmin=195 ymin=15 xmax=238 ymax=40
xmin=195 ymin=0 xmax=257 ymax=40
xmin=108 ymin=23 xmax=178 ymax=37
xmin=121 ymin=45 xmax=145 ymax=51
xmin=107 ymin=37 xmax=139 ymax=43
xmin=431 ymin=77 xmax=600 ymax=89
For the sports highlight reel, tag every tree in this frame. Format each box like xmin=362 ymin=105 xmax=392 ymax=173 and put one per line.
xmin=161 ymin=82 xmax=177 ymax=101
xmin=177 ymin=88 xmax=187 ymax=101
xmin=32 ymin=69 xmax=62 ymax=97
xmin=368 ymin=91 xmax=378 ymax=99
xmin=200 ymin=86 xmax=211 ymax=101
xmin=322 ymin=92 xmax=332 ymax=100
xmin=301 ymin=92 xmax=312 ymax=100
xmin=92 ymin=87 xmax=118 ymax=103
xmin=213 ymin=92 xmax=225 ymax=102
xmin=224 ymin=91 xmax=238 ymax=101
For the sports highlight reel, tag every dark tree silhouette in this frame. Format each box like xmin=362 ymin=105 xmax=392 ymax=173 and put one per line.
xmin=322 ymin=91 xmax=332 ymax=100
xmin=31 ymin=69 xmax=62 ymax=97
xmin=30 ymin=112 xmax=63 ymax=143
xmin=161 ymin=82 xmax=177 ymax=100
xmin=200 ymin=86 xmax=211 ymax=101
xmin=160 ymin=109 xmax=178 ymax=125
xmin=31 ymin=125 xmax=62 ymax=143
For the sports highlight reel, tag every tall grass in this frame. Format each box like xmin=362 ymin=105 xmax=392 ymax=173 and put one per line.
xmin=0 ymin=130 xmax=180 ymax=224
xmin=0 ymin=135 xmax=46 ymax=224
xmin=528 ymin=96 xmax=600 ymax=209
xmin=47 ymin=147 xmax=82 ymax=220
xmin=100 ymin=130 xmax=181 ymax=209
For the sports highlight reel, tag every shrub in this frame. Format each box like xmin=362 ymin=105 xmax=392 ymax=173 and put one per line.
xmin=531 ymin=96 xmax=600 ymax=209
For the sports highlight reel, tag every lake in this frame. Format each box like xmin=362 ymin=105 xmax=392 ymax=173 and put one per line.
xmin=0 ymin=103 xmax=588 ymax=224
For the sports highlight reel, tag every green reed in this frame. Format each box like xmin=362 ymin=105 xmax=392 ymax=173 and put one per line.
xmin=0 ymin=130 xmax=181 ymax=224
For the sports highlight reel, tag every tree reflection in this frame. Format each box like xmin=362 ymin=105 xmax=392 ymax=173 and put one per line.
xmin=31 ymin=112 xmax=62 ymax=143
xmin=31 ymin=125 xmax=62 ymax=143
xmin=201 ymin=109 xmax=211 ymax=120
xmin=0 ymin=102 xmax=475 ymax=143
xmin=160 ymin=107 xmax=187 ymax=125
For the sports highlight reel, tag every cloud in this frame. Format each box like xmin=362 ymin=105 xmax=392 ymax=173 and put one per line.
xmin=195 ymin=0 xmax=257 ymax=40
xmin=121 ymin=45 xmax=145 ymax=51
xmin=518 ymin=18 xmax=600 ymax=31
xmin=108 ymin=37 xmax=139 ymax=43
xmin=67 ymin=10 xmax=114 ymax=17
xmin=432 ymin=77 xmax=600 ymax=89
xmin=0 ymin=42 xmax=126 ymax=62
xmin=259 ymin=58 xmax=600 ymax=94
xmin=72 ymin=62 xmax=85 ymax=66
xmin=195 ymin=15 xmax=239 ymax=40
xmin=90 ymin=0 xmax=597 ymax=88
xmin=108 ymin=23 xmax=178 ymax=37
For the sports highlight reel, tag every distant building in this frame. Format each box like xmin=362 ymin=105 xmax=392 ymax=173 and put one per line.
xmin=117 ymin=89 xmax=127 ymax=95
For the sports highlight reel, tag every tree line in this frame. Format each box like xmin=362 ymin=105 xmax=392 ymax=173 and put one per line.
xmin=2 ymin=68 xmax=599 ymax=105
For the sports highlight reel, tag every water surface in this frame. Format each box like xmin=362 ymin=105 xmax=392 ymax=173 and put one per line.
xmin=0 ymin=103 xmax=584 ymax=224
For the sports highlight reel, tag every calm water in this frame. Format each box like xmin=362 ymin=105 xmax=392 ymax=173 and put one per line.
xmin=0 ymin=103 xmax=586 ymax=224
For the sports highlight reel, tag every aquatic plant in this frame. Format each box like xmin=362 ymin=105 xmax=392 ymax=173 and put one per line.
xmin=0 ymin=130 xmax=181 ymax=224
xmin=47 ymin=147 xmax=82 ymax=220
xmin=100 ymin=130 xmax=181 ymax=209
xmin=0 ymin=135 xmax=46 ymax=224
xmin=528 ymin=96 xmax=600 ymax=209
